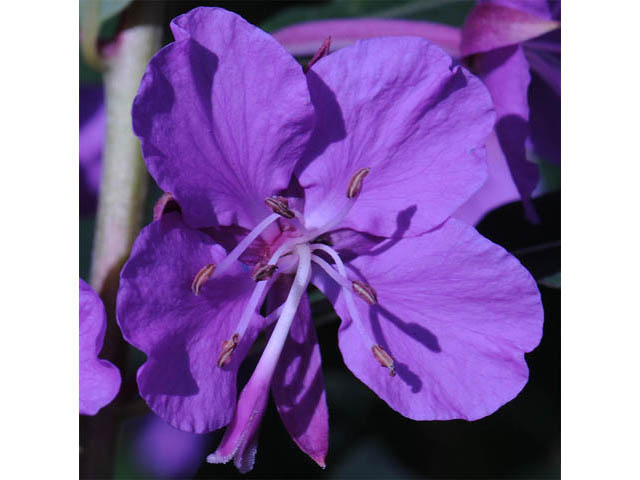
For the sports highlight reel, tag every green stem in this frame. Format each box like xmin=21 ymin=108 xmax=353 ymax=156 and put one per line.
xmin=81 ymin=3 xmax=163 ymax=478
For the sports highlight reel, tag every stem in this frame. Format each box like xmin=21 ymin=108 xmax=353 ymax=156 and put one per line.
xmin=81 ymin=3 xmax=163 ymax=478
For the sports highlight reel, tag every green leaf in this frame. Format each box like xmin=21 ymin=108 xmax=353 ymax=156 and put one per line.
xmin=539 ymin=272 xmax=560 ymax=289
xmin=261 ymin=0 xmax=473 ymax=32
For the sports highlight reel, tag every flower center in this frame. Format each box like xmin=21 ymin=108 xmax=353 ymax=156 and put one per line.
xmin=191 ymin=167 xmax=395 ymax=376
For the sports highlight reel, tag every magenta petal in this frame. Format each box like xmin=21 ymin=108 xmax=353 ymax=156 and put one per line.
xmin=313 ymin=219 xmax=543 ymax=421
xmin=132 ymin=7 xmax=315 ymax=230
xmin=117 ymin=213 xmax=262 ymax=433
xmin=474 ymin=45 xmax=540 ymax=221
xmin=269 ymin=280 xmax=329 ymax=467
xmin=461 ymin=3 xmax=559 ymax=56
xmin=273 ymin=18 xmax=461 ymax=58
xmin=299 ymin=37 xmax=494 ymax=238
xmin=79 ymin=279 xmax=121 ymax=415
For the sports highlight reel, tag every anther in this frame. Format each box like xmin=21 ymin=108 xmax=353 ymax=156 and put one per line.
xmin=217 ymin=333 xmax=239 ymax=368
xmin=265 ymin=196 xmax=295 ymax=219
xmin=346 ymin=167 xmax=370 ymax=199
xmin=371 ymin=344 xmax=396 ymax=377
xmin=352 ymin=280 xmax=378 ymax=305
xmin=191 ymin=263 xmax=216 ymax=295
xmin=251 ymin=263 xmax=277 ymax=282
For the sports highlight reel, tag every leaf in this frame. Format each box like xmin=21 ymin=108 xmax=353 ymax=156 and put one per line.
xmin=539 ymin=272 xmax=560 ymax=289
xmin=261 ymin=0 xmax=473 ymax=33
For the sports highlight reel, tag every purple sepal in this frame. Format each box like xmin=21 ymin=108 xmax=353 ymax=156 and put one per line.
xmin=79 ymin=278 xmax=121 ymax=415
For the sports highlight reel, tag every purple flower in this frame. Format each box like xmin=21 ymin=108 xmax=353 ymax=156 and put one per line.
xmin=80 ymin=278 xmax=120 ymax=415
xmin=458 ymin=0 xmax=560 ymax=223
xmin=133 ymin=414 xmax=211 ymax=478
xmin=117 ymin=7 xmax=543 ymax=472
xmin=272 ymin=1 xmax=561 ymax=224
xmin=79 ymin=86 xmax=105 ymax=216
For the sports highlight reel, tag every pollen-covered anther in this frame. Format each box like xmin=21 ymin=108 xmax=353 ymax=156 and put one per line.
xmin=191 ymin=263 xmax=216 ymax=295
xmin=217 ymin=334 xmax=239 ymax=368
xmin=372 ymin=344 xmax=396 ymax=377
xmin=251 ymin=262 xmax=277 ymax=282
xmin=346 ymin=167 xmax=371 ymax=199
xmin=352 ymin=280 xmax=377 ymax=305
xmin=265 ymin=196 xmax=295 ymax=219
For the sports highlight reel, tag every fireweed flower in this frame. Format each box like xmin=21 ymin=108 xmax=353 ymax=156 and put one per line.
xmin=273 ymin=0 xmax=561 ymax=224
xmin=79 ymin=278 xmax=120 ymax=415
xmin=117 ymin=7 xmax=543 ymax=472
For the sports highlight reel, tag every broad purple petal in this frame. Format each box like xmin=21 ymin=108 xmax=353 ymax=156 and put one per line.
xmin=313 ymin=219 xmax=543 ymax=421
xmin=269 ymin=278 xmax=329 ymax=467
xmin=461 ymin=2 xmax=559 ymax=56
xmin=79 ymin=278 xmax=121 ymax=415
xmin=473 ymin=45 xmax=540 ymax=221
xmin=132 ymin=7 xmax=315 ymax=230
xmin=79 ymin=86 xmax=104 ymax=215
xmin=117 ymin=212 xmax=262 ymax=433
xmin=454 ymin=133 xmax=519 ymax=225
xmin=133 ymin=414 xmax=210 ymax=478
xmin=298 ymin=37 xmax=494 ymax=238
xmin=273 ymin=18 xmax=461 ymax=58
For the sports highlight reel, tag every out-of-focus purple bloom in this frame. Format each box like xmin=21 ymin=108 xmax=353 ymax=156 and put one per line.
xmin=458 ymin=0 xmax=560 ymax=222
xmin=117 ymin=7 xmax=543 ymax=473
xmin=133 ymin=414 xmax=211 ymax=479
xmin=273 ymin=1 xmax=560 ymax=224
xmin=80 ymin=278 xmax=120 ymax=415
xmin=79 ymin=86 xmax=105 ymax=216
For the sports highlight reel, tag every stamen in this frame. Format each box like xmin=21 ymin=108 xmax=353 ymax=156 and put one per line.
xmin=303 ymin=36 xmax=331 ymax=74
xmin=308 ymin=168 xmax=372 ymax=236
xmin=249 ymin=244 xmax=313 ymax=374
xmin=347 ymin=167 xmax=370 ymax=199
xmin=352 ymin=280 xmax=377 ymax=305
xmin=311 ymin=243 xmax=386 ymax=373
xmin=310 ymin=254 xmax=351 ymax=290
xmin=372 ymin=344 xmax=396 ymax=377
xmin=216 ymin=240 xmax=297 ymax=368
xmin=251 ymin=263 xmax=277 ymax=282
xmin=217 ymin=334 xmax=239 ymax=367
xmin=213 ymin=213 xmax=280 ymax=279
xmin=265 ymin=196 xmax=295 ymax=219
xmin=191 ymin=263 xmax=216 ymax=295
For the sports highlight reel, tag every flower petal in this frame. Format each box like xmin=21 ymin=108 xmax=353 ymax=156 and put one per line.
xmin=472 ymin=45 xmax=540 ymax=221
xmin=117 ymin=213 xmax=261 ymax=433
xmin=132 ymin=7 xmax=315 ymax=230
xmin=313 ymin=219 xmax=543 ymax=421
xmin=273 ymin=18 xmax=461 ymax=58
xmin=454 ymin=133 xmax=519 ymax=225
xmin=461 ymin=2 xmax=559 ymax=56
xmin=298 ymin=37 xmax=494 ymax=238
xmin=79 ymin=278 xmax=121 ymax=415
xmin=269 ymin=278 xmax=329 ymax=467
